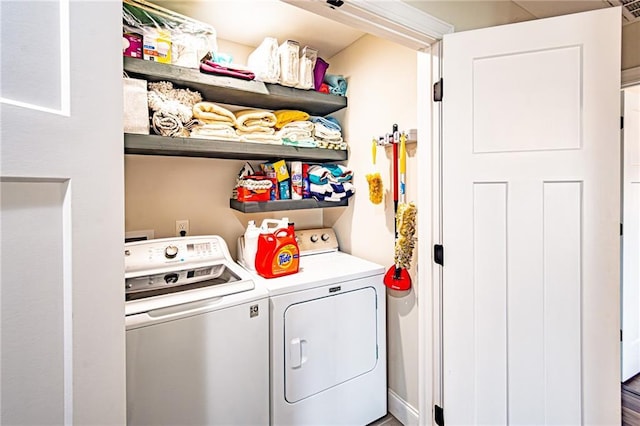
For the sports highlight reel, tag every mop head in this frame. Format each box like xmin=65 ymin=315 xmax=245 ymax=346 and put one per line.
xmin=366 ymin=172 xmax=384 ymax=204
xmin=394 ymin=202 xmax=417 ymax=269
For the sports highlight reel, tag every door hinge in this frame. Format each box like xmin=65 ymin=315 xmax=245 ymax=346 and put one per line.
xmin=433 ymin=78 xmax=443 ymax=102
xmin=434 ymin=244 xmax=444 ymax=266
xmin=435 ymin=404 xmax=445 ymax=426
xmin=621 ymin=116 xmax=624 ymax=130
xmin=621 ymin=329 xmax=623 ymax=342
xmin=621 ymin=223 xmax=623 ymax=236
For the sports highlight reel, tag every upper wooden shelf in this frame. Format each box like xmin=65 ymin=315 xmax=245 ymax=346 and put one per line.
xmin=123 ymin=57 xmax=347 ymax=116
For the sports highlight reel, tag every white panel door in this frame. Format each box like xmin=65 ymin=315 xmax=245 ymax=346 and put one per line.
xmin=622 ymin=85 xmax=640 ymax=382
xmin=441 ymin=7 xmax=621 ymax=425
xmin=1 ymin=1 xmax=125 ymax=424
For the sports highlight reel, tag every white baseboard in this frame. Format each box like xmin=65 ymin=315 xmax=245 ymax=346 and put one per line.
xmin=388 ymin=389 xmax=420 ymax=426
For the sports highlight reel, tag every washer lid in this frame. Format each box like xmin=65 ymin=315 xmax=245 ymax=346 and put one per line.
xmin=255 ymin=251 xmax=385 ymax=296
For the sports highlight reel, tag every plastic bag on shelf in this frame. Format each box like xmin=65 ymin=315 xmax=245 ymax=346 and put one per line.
xmin=248 ymin=37 xmax=280 ymax=84
xmin=278 ymin=40 xmax=300 ymax=88
xmin=295 ymin=46 xmax=318 ymax=90
xmin=123 ymin=0 xmax=217 ymax=68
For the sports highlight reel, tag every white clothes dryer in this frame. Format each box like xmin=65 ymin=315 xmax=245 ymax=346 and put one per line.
xmin=244 ymin=228 xmax=387 ymax=426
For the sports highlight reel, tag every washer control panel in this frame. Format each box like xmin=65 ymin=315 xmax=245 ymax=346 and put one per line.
xmin=295 ymin=228 xmax=339 ymax=255
xmin=124 ymin=236 xmax=224 ymax=274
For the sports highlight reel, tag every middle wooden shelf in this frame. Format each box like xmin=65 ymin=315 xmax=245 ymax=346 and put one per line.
xmin=125 ymin=133 xmax=349 ymax=161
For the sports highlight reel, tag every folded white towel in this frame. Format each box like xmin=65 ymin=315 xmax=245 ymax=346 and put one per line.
xmin=277 ymin=128 xmax=312 ymax=141
xmin=313 ymin=122 xmax=343 ymax=142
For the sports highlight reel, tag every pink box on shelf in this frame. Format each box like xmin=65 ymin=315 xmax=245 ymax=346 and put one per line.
xmin=123 ymin=32 xmax=143 ymax=59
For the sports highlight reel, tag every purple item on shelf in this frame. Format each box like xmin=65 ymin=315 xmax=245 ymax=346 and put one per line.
xmin=313 ymin=57 xmax=329 ymax=91
xmin=200 ymin=60 xmax=256 ymax=81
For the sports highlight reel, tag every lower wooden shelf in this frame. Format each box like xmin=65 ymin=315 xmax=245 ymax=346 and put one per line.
xmin=125 ymin=133 xmax=348 ymax=161
xmin=230 ymin=198 xmax=348 ymax=213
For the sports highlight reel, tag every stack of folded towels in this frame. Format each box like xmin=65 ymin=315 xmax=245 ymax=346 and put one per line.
xmin=308 ymin=163 xmax=355 ymax=202
xmin=191 ymin=101 xmax=239 ymax=140
xmin=187 ymin=104 xmax=348 ymax=150
xmin=310 ymin=116 xmax=346 ymax=150
xmin=234 ymin=109 xmax=280 ymax=144
xmin=274 ymin=110 xmax=317 ymax=147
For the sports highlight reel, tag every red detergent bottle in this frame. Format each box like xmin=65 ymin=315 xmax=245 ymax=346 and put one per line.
xmin=255 ymin=222 xmax=300 ymax=278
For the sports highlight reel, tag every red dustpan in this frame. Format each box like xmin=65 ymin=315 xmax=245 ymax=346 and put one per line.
xmin=384 ymin=126 xmax=412 ymax=291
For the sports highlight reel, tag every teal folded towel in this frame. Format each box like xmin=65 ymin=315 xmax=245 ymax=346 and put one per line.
xmin=323 ymin=74 xmax=347 ymax=96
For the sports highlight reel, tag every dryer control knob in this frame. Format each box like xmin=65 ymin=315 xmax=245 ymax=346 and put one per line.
xmin=310 ymin=234 xmax=319 ymax=243
xmin=321 ymin=233 xmax=330 ymax=242
xmin=164 ymin=245 xmax=179 ymax=259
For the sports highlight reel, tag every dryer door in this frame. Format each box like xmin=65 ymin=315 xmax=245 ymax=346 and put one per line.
xmin=284 ymin=286 xmax=378 ymax=403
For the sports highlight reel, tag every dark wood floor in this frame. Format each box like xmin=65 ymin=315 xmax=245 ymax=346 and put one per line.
xmin=623 ymin=374 xmax=640 ymax=425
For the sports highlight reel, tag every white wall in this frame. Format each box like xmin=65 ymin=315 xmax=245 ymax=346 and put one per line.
xmin=325 ymin=34 xmax=421 ymax=412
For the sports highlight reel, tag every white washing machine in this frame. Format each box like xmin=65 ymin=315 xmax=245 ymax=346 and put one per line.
xmin=243 ymin=227 xmax=387 ymax=426
xmin=125 ymin=235 xmax=269 ymax=426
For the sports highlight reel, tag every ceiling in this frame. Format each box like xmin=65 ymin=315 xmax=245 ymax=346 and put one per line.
xmin=152 ymin=0 xmax=627 ymax=58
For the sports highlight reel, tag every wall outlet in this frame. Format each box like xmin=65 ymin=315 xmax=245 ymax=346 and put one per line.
xmin=176 ymin=220 xmax=189 ymax=237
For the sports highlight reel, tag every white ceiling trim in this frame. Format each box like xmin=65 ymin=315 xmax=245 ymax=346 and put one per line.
xmin=280 ymin=0 xmax=454 ymax=51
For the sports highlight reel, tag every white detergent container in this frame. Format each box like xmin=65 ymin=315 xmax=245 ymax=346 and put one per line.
xmin=260 ymin=217 xmax=289 ymax=233
xmin=242 ymin=220 xmax=261 ymax=271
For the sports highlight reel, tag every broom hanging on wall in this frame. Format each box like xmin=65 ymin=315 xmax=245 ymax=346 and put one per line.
xmin=395 ymin=132 xmax=417 ymax=273
xmin=384 ymin=130 xmax=417 ymax=291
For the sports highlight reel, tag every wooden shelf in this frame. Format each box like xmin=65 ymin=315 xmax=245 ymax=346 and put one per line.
xmin=124 ymin=133 xmax=348 ymax=161
xmin=124 ymin=57 xmax=347 ymax=116
xmin=229 ymin=198 xmax=348 ymax=213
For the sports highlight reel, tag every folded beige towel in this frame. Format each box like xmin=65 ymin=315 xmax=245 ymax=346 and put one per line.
xmin=191 ymin=123 xmax=239 ymax=141
xmin=239 ymin=133 xmax=283 ymax=144
xmin=236 ymin=127 xmax=276 ymax=136
xmin=235 ymin=109 xmax=277 ymax=132
xmin=193 ymin=102 xmax=236 ymax=124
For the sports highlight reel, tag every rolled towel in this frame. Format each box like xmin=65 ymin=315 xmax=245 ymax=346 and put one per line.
xmin=152 ymin=111 xmax=186 ymax=137
xmin=273 ymin=110 xmax=310 ymax=129
xmin=235 ymin=109 xmax=277 ymax=132
xmin=323 ymin=74 xmax=347 ymax=96
xmin=193 ymin=102 xmax=236 ymax=125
